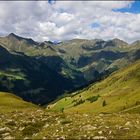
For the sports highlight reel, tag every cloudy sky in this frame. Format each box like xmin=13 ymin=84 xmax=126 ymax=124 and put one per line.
xmin=0 ymin=1 xmax=140 ymax=43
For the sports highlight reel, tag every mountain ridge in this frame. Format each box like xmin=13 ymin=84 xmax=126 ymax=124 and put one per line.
xmin=0 ymin=33 xmax=132 ymax=46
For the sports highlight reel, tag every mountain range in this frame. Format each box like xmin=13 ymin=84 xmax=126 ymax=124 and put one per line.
xmin=0 ymin=33 xmax=140 ymax=104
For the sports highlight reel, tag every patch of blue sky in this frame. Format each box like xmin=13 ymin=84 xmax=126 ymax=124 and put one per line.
xmin=48 ymin=0 xmax=56 ymax=5
xmin=89 ymin=22 xmax=100 ymax=29
xmin=113 ymin=1 xmax=140 ymax=14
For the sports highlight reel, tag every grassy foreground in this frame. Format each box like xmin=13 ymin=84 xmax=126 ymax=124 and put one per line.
xmin=0 ymin=92 xmax=139 ymax=139
xmin=0 ymin=110 xmax=139 ymax=139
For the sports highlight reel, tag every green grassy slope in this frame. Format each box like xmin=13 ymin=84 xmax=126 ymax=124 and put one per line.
xmin=0 ymin=92 xmax=37 ymax=113
xmin=50 ymin=60 xmax=140 ymax=114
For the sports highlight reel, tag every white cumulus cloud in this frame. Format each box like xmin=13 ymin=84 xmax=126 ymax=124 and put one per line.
xmin=0 ymin=1 xmax=139 ymax=43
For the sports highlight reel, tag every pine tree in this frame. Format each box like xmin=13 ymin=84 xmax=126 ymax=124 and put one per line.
xmin=102 ymin=100 xmax=106 ymax=107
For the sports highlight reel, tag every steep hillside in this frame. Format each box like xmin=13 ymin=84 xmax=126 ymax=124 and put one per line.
xmin=51 ymin=60 xmax=140 ymax=114
xmin=0 ymin=45 xmax=79 ymax=105
xmin=0 ymin=92 xmax=37 ymax=113
xmin=0 ymin=33 xmax=38 ymax=54
xmin=0 ymin=33 xmax=57 ymax=56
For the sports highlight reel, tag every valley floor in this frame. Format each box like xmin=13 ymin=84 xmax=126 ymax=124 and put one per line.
xmin=0 ymin=110 xmax=140 ymax=139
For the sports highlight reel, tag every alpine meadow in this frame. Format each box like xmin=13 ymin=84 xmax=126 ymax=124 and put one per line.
xmin=0 ymin=1 xmax=140 ymax=139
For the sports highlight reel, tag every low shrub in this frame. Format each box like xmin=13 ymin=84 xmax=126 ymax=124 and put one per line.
xmin=86 ymin=95 xmax=100 ymax=103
